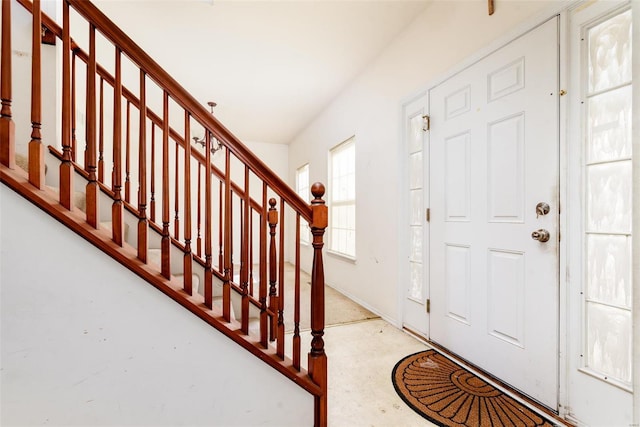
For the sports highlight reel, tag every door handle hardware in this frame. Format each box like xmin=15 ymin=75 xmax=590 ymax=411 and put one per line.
xmin=536 ymin=202 xmax=550 ymax=218
xmin=531 ymin=229 xmax=550 ymax=243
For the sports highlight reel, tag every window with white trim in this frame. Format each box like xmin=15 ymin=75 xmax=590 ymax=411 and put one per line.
xmin=296 ymin=163 xmax=310 ymax=245
xmin=329 ymin=137 xmax=356 ymax=258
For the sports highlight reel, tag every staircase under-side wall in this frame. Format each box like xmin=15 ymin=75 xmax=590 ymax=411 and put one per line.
xmin=0 ymin=1 xmax=328 ymax=425
xmin=0 ymin=184 xmax=314 ymax=426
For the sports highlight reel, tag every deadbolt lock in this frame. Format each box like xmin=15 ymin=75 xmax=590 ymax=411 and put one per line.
xmin=536 ymin=202 xmax=550 ymax=218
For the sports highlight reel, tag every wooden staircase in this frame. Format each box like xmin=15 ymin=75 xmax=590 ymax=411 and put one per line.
xmin=0 ymin=0 xmax=328 ymax=425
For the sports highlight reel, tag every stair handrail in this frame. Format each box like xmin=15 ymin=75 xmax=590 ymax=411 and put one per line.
xmin=16 ymin=0 xmax=312 ymax=222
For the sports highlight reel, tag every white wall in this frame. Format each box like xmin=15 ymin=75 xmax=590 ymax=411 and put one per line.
xmin=288 ymin=0 xmax=564 ymax=323
xmin=0 ymin=184 xmax=313 ymax=427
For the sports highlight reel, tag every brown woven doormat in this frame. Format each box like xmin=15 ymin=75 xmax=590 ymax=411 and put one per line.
xmin=392 ymin=350 xmax=556 ymax=427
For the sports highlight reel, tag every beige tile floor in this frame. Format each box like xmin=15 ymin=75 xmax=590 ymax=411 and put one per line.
xmin=294 ymin=319 xmax=437 ymax=427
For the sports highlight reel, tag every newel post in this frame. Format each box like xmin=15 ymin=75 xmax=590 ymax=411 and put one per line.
xmin=308 ymin=182 xmax=327 ymax=427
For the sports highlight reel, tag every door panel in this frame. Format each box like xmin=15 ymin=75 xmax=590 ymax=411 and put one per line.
xmin=429 ymin=17 xmax=560 ymax=409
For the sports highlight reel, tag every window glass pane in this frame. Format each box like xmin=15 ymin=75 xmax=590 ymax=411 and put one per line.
xmin=587 ymin=234 xmax=632 ymax=308
xmin=409 ymin=189 xmax=423 ymax=226
xmin=409 ymin=151 xmax=423 ymax=189
xmin=587 ymin=161 xmax=632 ymax=233
xmin=586 ymin=302 xmax=632 ymax=383
xmin=329 ymin=138 xmax=355 ymax=257
xmin=588 ymin=85 xmax=632 ymax=163
xmin=410 ymin=226 xmax=422 ymax=261
xmin=409 ymin=114 xmax=424 ymax=154
xmin=409 ymin=262 xmax=423 ymax=300
xmin=588 ymin=9 xmax=632 ymax=93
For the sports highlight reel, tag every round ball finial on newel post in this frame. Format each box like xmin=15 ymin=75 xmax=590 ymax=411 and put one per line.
xmin=308 ymin=181 xmax=328 ymax=426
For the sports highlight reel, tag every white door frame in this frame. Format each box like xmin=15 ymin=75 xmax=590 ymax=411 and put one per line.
xmin=398 ymin=1 xmax=640 ymax=422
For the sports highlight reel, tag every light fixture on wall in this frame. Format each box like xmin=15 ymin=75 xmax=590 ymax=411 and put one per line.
xmin=193 ymin=101 xmax=222 ymax=155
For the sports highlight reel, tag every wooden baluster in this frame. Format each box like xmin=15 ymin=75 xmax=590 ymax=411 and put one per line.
xmin=124 ymin=101 xmax=131 ymax=203
xmin=85 ymin=24 xmax=99 ymax=228
xmin=160 ymin=91 xmax=170 ymax=277
xmin=183 ymin=112 xmax=193 ymax=295
xmin=240 ymin=166 xmax=250 ymax=334
xmin=259 ymin=183 xmax=268 ymax=347
xmin=218 ymin=181 xmax=223 ymax=272
xmin=230 ymin=190 xmax=234 ymax=281
xmin=59 ymin=0 xmax=73 ymax=210
xmin=71 ymin=52 xmax=76 ymax=162
xmin=137 ymin=71 xmax=148 ymax=263
xmin=111 ymin=47 xmax=123 ymax=246
xmin=174 ymin=137 xmax=180 ymax=240
xmin=308 ymin=183 xmax=328 ymax=427
xmin=150 ymin=124 xmax=156 ymax=223
xmin=28 ymin=0 xmax=44 ymax=188
xmin=204 ymin=131 xmax=213 ymax=308
xmin=293 ymin=213 xmax=301 ymax=370
xmin=222 ymin=148 xmax=232 ymax=322
xmin=196 ymin=163 xmax=202 ymax=258
xmin=277 ymin=198 xmax=285 ymax=357
xmin=249 ymin=209 xmax=254 ymax=296
xmin=98 ymin=77 xmax=104 ymax=183
xmin=268 ymin=198 xmax=278 ymax=342
xmin=0 ymin=0 xmax=15 ymax=169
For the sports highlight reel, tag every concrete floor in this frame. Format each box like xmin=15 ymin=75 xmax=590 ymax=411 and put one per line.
xmin=294 ymin=319 xmax=437 ymax=427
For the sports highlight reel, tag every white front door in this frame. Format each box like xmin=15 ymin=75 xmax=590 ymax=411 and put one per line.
xmin=429 ymin=17 xmax=560 ymax=409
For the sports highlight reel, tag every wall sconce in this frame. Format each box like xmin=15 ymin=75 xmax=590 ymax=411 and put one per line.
xmin=193 ymin=101 xmax=222 ymax=155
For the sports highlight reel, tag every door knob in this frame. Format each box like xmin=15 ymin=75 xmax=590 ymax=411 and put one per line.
xmin=531 ymin=229 xmax=550 ymax=243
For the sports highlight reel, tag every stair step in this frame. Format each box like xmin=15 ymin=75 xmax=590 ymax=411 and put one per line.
xmin=100 ymin=221 xmax=131 ymax=242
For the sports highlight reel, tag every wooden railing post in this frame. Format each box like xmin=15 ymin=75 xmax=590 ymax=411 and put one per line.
xmin=308 ymin=182 xmax=327 ymax=427
xmin=160 ymin=90 xmax=169 ymax=276
xmin=85 ymin=24 xmax=99 ymax=228
xmin=59 ymin=0 xmax=74 ymax=210
xmin=204 ymin=131 xmax=213 ymax=308
xmin=268 ymin=198 xmax=278 ymax=342
xmin=111 ymin=47 xmax=123 ymax=246
xmin=240 ymin=166 xmax=250 ymax=334
xmin=0 ymin=0 xmax=15 ymax=169
xmin=28 ymin=0 xmax=45 ymax=188
xmin=259 ymin=183 xmax=268 ymax=347
xmin=137 ymin=71 xmax=149 ymax=263
xmin=183 ymin=112 xmax=193 ymax=295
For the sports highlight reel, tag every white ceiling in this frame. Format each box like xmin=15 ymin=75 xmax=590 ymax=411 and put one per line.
xmin=93 ymin=0 xmax=430 ymax=144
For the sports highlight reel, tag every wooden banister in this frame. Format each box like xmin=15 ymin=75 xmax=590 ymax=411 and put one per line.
xmin=6 ymin=1 xmax=328 ymax=424
xmin=66 ymin=0 xmax=311 ymax=222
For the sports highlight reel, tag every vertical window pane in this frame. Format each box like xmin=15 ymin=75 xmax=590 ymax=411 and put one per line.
xmin=586 ymin=161 xmax=632 ymax=233
xmin=409 ymin=114 xmax=424 ymax=154
xmin=409 ymin=152 xmax=423 ymax=189
xmin=586 ymin=303 xmax=632 ymax=383
xmin=587 ymin=234 xmax=632 ymax=308
xmin=329 ymin=138 xmax=356 ymax=257
xmin=588 ymin=9 xmax=632 ymax=93
xmin=409 ymin=262 xmax=423 ymax=301
xmin=409 ymin=189 xmax=423 ymax=226
xmin=588 ymin=85 xmax=632 ymax=163
xmin=583 ymin=8 xmax=633 ymax=386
